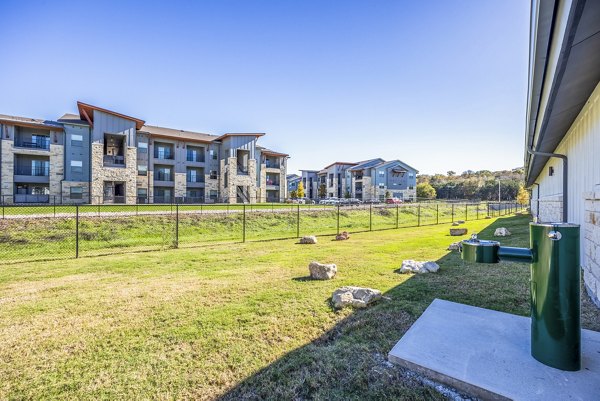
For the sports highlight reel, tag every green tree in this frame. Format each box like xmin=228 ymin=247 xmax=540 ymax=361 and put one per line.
xmin=290 ymin=190 xmax=298 ymax=199
xmin=297 ymin=181 xmax=305 ymax=198
xmin=385 ymin=190 xmax=391 ymax=199
xmin=318 ymin=184 xmax=327 ymax=199
xmin=416 ymin=182 xmax=436 ymax=199
xmin=344 ymin=190 xmax=351 ymax=199
xmin=447 ymin=170 xmax=456 ymax=177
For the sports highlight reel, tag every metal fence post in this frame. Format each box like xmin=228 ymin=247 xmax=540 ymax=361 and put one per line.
xmin=369 ymin=203 xmax=372 ymax=231
xmin=436 ymin=203 xmax=439 ymax=225
xmin=465 ymin=204 xmax=468 ymax=221
xmin=418 ymin=204 xmax=421 ymax=226
xmin=175 ymin=203 xmax=179 ymax=248
xmin=75 ymin=205 xmax=79 ymax=258
xmin=54 ymin=196 xmax=56 ymax=218
xmin=487 ymin=202 xmax=490 ymax=217
xmin=242 ymin=204 xmax=246 ymax=242
xmin=477 ymin=203 xmax=479 ymax=220
xmin=297 ymin=203 xmax=300 ymax=238
xmin=396 ymin=204 xmax=399 ymax=229
xmin=451 ymin=204 xmax=454 ymax=223
xmin=337 ymin=203 xmax=340 ymax=235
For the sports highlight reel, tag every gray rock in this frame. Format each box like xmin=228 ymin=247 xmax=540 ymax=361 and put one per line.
xmin=448 ymin=242 xmax=461 ymax=251
xmin=450 ymin=228 xmax=468 ymax=236
xmin=335 ymin=231 xmax=350 ymax=241
xmin=452 ymin=222 xmax=460 ymax=226
xmin=399 ymin=260 xmax=440 ymax=274
xmin=309 ymin=261 xmax=337 ymax=280
xmin=456 ymin=220 xmax=465 ymax=224
xmin=494 ymin=227 xmax=512 ymax=237
xmin=299 ymin=235 xmax=317 ymax=244
xmin=332 ymin=286 xmax=382 ymax=309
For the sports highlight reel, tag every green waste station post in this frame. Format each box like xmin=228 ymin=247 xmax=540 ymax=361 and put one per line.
xmin=461 ymin=222 xmax=581 ymax=371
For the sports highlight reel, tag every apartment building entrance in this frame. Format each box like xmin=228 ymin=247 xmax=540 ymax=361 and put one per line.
xmin=103 ymin=181 xmax=126 ymax=203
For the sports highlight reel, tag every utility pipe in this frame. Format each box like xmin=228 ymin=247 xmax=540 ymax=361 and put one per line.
xmin=527 ymin=147 xmax=567 ymax=223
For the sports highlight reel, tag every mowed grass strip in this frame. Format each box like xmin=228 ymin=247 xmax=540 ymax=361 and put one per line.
xmin=1 ymin=214 xmax=596 ymax=400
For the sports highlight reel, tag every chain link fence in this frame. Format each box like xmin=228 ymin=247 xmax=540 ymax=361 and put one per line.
xmin=0 ymin=201 xmax=527 ymax=264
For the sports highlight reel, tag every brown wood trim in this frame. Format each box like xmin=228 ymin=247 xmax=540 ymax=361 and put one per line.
xmin=0 ymin=119 xmax=63 ymax=131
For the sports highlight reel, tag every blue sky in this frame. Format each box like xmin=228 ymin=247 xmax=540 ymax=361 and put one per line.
xmin=0 ymin=0 xmax=529 ymax=175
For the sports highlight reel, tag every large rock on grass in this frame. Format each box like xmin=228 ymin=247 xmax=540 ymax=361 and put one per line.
xmin=494 ymin=227 xmax=512 ymax=237
xmin=399 ymin=260 xmax=440 ymax=274
xmin=332 ymin=286 xmax=382 ymax=309
xmin=450 ymin=228 xmax=468 ymax=236
xmin=299 ymin=235 xmax=317 ymax=244
xmin=309 ymin=261 xmax=337 ymax=280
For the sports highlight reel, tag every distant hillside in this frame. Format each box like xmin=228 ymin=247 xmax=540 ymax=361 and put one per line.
xmin=418 ymin=168 xmax=525 ymax=201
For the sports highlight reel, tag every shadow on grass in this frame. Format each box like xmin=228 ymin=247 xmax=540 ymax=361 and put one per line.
xmin=216 ymin=215 xmax=537 ymax=400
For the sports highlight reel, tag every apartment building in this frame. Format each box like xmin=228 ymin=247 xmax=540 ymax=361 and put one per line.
xmin=0 ymin=101 xmax=288 ymax=204
xmin=298 ymin=158 xmax=417 ymax=201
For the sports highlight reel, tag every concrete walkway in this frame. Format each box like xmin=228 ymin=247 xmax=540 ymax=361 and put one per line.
xmin=389 ymin=299 xmax=600 ymax=401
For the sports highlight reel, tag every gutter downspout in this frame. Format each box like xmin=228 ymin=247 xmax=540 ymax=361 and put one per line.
xmin=526 ymin=146 xmax=567 ymax=223
xmin=531 ymin=182 xmax=540 ymax=222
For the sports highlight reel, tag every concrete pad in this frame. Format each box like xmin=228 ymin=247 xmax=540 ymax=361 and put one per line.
xmin=388 ymin=299 xmax=600 ymax=401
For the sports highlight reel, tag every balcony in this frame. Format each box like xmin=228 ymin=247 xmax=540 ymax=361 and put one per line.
xmin=15 ymin=166 xmax=49 ymax=176
xmin=14 ymin=137 xmax=50 ymax=151
xmin=104 ymin=155 xmax=125 ymax=167
xmin=186 ymin=148 xmax=205 ymax=163
xmin=154 ymin=145 xmax=174 ymax=160
xmin=265 ymin=158 xmax=281 ymax=169
xmin=237 ymin=163 xmax=249 ymax=175
xmin=154 ymin=171 xmax=173 ymax=182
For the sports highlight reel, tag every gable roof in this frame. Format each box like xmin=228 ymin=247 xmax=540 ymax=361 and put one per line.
xmin=258 ymin=147 xmax=289 ymax=157
xmin=348 ymin=158 xmax=386 ymax=171
xmin=58 ymin=113 xmax=89 ymax=125
xmin=77 ymin=101 xmax=145 ymax=129
xmin=322 ymin=161 xmax=358 ymax=170
xmin=376 ymin=159 xmax=419 ymax=173
xmin=214 ymin=133 xmax=265 ymax=141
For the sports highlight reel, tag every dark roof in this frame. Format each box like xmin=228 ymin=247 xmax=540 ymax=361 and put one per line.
xmin=322 ymin=161 xmax=358 ymax=170
xmin=0 ymin=113 xmax=64 ymax=131
xmin=348 ymin=158 xmax=385 ymax=171
xmin=139 ymin=124 xmax=218 ymax=143
xmin=258 ymin=147 xmax=289 ymax=157
xmin=525 ymin=0 xmax=600 ymax=185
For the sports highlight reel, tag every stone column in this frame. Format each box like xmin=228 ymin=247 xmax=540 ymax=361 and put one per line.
xmin=1 ymin=139 xmax=14 ymax=204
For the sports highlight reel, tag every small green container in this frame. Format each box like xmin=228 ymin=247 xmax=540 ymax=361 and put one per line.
xmin=461 ymin=239 xmax=500 ymax=263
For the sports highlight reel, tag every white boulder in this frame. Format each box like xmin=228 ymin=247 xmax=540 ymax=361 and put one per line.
xmin=494 ymin=227 xmax=512 ymax=237
xmin=331 ymin=286 xmax=382 ymax=309
xmin=399 ymin=260 xmax=440 ymax=274
xmin=448 ymin=242 xmax=461 ymax=251
xmin=299 ymin=235 xmax=317 ymax=244
xmin=309 ymin=261 xmax=337 ymax=280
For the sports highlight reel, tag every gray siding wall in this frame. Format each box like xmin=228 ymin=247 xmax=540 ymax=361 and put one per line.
xmin=223 ymin=137 xmax=257 ymax=159
xmin=63 ymin=124 xmax=91 ymax=182
xmin=92 ymin=110 xmax=136 ymax=145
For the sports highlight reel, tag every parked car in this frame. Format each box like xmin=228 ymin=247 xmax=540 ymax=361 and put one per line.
xmin=385 ymin=198 xmax=403 ymax=204
xmin=301 ymin=198 xmax=316 ymax=204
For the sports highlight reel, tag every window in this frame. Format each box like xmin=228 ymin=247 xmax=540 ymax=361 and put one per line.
xmin=70 ymin=186 xmax=83 ymax=200
xmin=31 ymin=159 xmax=49 ymax=176
xmin=409 ymin=186 xmax=414 ymax=190
xmin=209 ymin=190 xmax=218 ymax=200
xmin=379 ymin=171 xmax=385 ymax=176
xmin=71 ymin=134 xmax=83 ymax=147
xmin=409 ymin=173 xmax=414 ymax=178
xmin=71 ymin=160 xmax=83 ymax=174
xmin=549 ymin=166 xmax=554 ymax=176
xmin=379 ymin=183 xmax=385 ymax=189
xmin=138 ymin=141 xmax=148 ymax=153
xmin=210 ymin=170 xmax=218 ymax=180
xmin=210 ymin=149 xmax=218 ymax=160
xmin=138 ymin=165 xmax=147 ymax=176
xmin=187 ymin=146 xmax=205 ymax=162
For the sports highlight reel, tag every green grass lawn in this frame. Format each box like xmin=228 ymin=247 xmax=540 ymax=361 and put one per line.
xmin=1 ymin=214 xmax=595 ymax=400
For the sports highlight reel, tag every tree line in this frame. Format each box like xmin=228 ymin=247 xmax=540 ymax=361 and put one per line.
xmin=416 ymin=168 xmax=530 ymax=203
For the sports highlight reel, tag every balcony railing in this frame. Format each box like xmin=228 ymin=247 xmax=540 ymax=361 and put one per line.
xmin=266 ymin=179 xmax=280 ymax=186
xmin=186 ymin=174 xmax=205 ymax=183
xmin=186 ymin=151 xmax=205 ymax=163
xmin=265 ymin=161 xmax=280 ymax=169
xmin=14 ymin=137 xmax=50 ymax=150
xmin=237 ymin=163 xmax=249 ymax=175
xmin=154 ymin=149 xmax=174 ymax=160
xmin=15 ymin=166 xmax=49 ymax=176
xmin=104 ymin=155 xmax=125 ymax=166
xmin=154 ymin=171 xmax=173 ymax=181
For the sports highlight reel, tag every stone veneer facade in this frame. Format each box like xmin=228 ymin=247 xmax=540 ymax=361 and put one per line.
xmin=584 ymin=191 xmax=600 ymax=307
xmin=90 ymin=143 xmax=137 ymax=204
xmin=220 ymin=158 xmax=257 ymax=203
xmin=0 ymin=139 xmax=14 ymax=203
